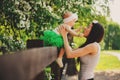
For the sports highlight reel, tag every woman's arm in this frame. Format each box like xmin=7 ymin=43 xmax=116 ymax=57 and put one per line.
xmin=59 ymin=26 xmax=97 ymax=58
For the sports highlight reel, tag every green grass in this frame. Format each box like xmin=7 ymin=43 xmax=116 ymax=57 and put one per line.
xmin=95 ymin=50 xmax=120 ymax=71
xmin=0 ymin=52 xmax=2 ymax=55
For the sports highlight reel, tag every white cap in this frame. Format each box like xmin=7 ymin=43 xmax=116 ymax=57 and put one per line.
xmin=63 ymin=13 xmax=78 ymax=23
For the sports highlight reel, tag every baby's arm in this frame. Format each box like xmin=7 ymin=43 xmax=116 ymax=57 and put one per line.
xmin=74 ymin=27 xmax=82 ymax=33
xmin=65 ymin=25 xmax=84 ymax=37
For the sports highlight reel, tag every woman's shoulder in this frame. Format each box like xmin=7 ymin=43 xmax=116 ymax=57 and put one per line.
xmin=88 ymin=42 xmax=99 ymax=46
xmin=93 ymin=42 xmax=100 ymax=48
xmin=86 ymin=42 xmax=100 ymax=54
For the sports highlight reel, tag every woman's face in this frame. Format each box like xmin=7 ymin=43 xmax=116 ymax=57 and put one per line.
xmin=83 ymin=24 xmax=93 ymax=37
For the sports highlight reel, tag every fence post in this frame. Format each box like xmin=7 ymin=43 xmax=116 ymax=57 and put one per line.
xmin=26 ymin=39 xmax=46 ymax=80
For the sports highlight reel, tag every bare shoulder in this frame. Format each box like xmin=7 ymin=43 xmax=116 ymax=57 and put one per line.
xmin=86 ymin=42 xmax=98 ymax=47
xmin=85 ymin=42 xmax=99 ymax=55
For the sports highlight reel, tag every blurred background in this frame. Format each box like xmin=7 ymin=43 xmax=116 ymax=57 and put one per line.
xmin=0 ymin=0 xmax=120 ymax=79
xmin=0 ymin=0 xmax=120 ymax=52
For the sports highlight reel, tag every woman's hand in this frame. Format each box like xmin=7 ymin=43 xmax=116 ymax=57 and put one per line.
xmin=58 ymin=24 xmax=68 ymax=37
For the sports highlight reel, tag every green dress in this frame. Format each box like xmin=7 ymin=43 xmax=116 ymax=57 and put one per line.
xmin=40 ymin=30 xmax=64 ymax=48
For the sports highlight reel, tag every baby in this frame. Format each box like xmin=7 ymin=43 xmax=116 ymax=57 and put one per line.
xmin=40 ymin=11 xmax=83 ymax=67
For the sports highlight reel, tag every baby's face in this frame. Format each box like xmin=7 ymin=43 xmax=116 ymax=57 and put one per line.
xmin=67 ymin=19 xmax=76 ymax=27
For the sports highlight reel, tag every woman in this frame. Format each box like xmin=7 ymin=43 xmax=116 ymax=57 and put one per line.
xmin=59 ymin=21 xmax=104 ymax=80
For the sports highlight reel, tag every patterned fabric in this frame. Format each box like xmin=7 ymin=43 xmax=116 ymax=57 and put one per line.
xmin=40 ymin=30 xmax=64 ymax=48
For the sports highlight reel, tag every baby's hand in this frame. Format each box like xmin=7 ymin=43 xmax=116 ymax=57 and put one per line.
xmin=78 ymin=33 xmax=84 ymax=37
xmin=75 ymin=26 xmax=83 ymax=32
xmin=78 ymin=26 xmax=83 ymax=31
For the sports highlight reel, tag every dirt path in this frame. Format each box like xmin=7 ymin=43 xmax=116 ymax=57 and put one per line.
xmin=94 ymin=70 xmax=120 ymax=80
xmin=65 ymin=70 xmax=120 ymax=80
xmin=105 ymin=51 xmax=120 ymax=61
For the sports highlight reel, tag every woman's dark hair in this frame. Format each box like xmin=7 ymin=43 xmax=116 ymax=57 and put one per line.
xmin=80 ymin=22 xmax=104 ymax=47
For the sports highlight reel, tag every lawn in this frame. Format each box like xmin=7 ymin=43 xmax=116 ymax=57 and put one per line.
xmin=0 ymin=52 xmax=2 ymax=55
xmin=95 ymin=50 xmax=120 ymax=71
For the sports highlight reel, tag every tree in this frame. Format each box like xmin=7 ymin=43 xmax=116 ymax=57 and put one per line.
xmin=0 ymin=0 xmax=109 ymax=51
xmin=0 ymin=0 xmax=110 ymax=80
xmin=104 ymin=22 xmax=120 ymax=50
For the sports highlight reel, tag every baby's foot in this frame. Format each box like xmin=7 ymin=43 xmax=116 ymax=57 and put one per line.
xmin=56 ymin=58 xmax=63 ymax=68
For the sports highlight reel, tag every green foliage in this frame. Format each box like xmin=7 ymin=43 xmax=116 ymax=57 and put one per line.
xmin=0 ymin=0 xmax=109 ymax=52
xmin=104 ymin=22 xmax=120 ymax=50
xmin=73 ymin=37 xmax=86 ymax=48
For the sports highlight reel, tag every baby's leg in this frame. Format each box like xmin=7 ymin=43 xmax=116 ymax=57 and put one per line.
xmin=56 ymin=48 xmax=64 ymax=68
xmin=58 ymin=48 xmax=64 ymax=58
